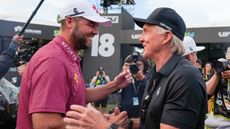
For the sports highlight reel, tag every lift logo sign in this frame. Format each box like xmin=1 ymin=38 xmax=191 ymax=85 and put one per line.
xmin=131 ymin=34 xmax=141 ymax=39
xmin=103 ymin=16 xmax=119 ymax=23
xmin=14 ymin=26 xmax=42 ymax=35
xmin=218 ymin=31 xmax=230 ymax=38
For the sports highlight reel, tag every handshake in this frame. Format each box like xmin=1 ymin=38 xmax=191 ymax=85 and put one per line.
xmin=64 ymin=105 xmax=128 ymax=129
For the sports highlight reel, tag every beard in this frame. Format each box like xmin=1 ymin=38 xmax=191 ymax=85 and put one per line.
xmin=73 ymin=34 xmax=88 ymax=50
xmin=72 ymin=29 xmax=89 ymax=50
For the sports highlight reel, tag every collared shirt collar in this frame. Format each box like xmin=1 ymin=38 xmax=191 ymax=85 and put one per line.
xmin=53 ymin=35 xmax=81 ymax=63
xmin=155 ymin=54 xmax=182 ymax=77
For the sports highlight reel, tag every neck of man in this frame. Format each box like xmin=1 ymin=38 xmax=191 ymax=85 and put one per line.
xmin=154 ymin=52 xmax=173 ymax=71
xmin=59 ymin=30 xmax=79 ymax=51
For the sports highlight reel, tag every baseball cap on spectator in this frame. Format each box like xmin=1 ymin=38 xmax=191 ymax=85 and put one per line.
xmin=183 ymin=36 xmax=205 ymax=56
xmin=97 ymin=66 xmax=104 ymax=71
xmin=57 ymin=0 xmax=111 ymax=27
xmin=133 ymin=7 xmax=186 ymax=41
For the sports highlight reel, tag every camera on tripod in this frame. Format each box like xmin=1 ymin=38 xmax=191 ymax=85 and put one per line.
xmin=213 ymin=58 xmax=230 ymax=74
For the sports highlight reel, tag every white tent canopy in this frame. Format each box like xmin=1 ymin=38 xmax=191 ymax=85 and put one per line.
xmin=1 ymin=0 xmax=230 ymax=28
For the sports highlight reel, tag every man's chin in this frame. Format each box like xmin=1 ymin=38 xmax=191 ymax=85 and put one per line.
xmin=80 ymin=46 xmax=89 ymax=50
xmin=78 ymin=41 xmax=91 ymax=50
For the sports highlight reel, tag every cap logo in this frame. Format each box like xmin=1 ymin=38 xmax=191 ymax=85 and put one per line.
xmin=189 ymin=46 xmax=194 ymax=51
xmin=73 ymin=8 xmax=84 ymax=15
xmin=159 ymin=22 xmax=172 ymax=30
xmin=92 ymin=4 xmax=99 ymax=14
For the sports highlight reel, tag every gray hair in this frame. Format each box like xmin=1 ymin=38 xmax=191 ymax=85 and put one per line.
xmin=157 ymin=26 xmax=185 ymax=56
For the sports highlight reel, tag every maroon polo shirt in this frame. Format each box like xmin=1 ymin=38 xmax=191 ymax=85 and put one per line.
xmin=16 ymin=36 xmax=86 ymax=129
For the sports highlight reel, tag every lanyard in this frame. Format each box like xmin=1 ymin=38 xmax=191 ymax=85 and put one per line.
xmin=132 ymin=80 xmax=141 ymax=95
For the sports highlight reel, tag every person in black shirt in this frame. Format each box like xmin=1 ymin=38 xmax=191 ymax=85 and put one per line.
xmin=133 ymin=7 xmax=207 ymax=129
xmin=119 ymin=53 xmax=149 ymax=129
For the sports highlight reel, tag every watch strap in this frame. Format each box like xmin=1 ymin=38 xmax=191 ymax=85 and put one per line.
xmin=108 ymin=123 xmax=119 ymax=129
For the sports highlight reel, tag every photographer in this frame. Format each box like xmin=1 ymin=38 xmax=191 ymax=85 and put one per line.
xmin=90 ymin=67 xmax=110 ymax=113
xmin=205 ymin=47 xmax=230 ymax=129
xmin=0 ymin=34 xmax=23 ymax=79
xmin=118 ymin=52 xmax=149 ymax=129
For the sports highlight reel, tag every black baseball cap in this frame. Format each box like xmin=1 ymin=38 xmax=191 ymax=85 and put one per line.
xmin=97 ymin=67 xmax=104 ymax=71
xmin=133 ymin=7 xmax=186 ymax=41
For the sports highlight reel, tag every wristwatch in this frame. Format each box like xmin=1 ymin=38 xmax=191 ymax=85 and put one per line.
xmin=108 ymin=123 xmax=119 ymax=129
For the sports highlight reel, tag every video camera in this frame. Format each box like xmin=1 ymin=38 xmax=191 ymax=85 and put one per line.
xmin=213 ymin=58 xmax=230 ymax=74
xmin=129 ymin=52 xmax=140 ymax=74
xmin=15 ymin=39 xmax=40 ymax=66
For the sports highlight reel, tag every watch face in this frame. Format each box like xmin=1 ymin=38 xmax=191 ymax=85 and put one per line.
xmin=109 ymin=123 xmax=119 ymax=129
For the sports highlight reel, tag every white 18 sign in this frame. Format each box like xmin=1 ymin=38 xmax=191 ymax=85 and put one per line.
xmin=91 ymin=33 xmax=115 ymax=57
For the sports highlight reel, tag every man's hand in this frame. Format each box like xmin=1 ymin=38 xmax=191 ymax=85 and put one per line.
xmin=17 ymin=64 xmax=27 ymax=76
xmin=12 ymin=34 xmax=23 ymax=43
xmin=104 ymin=107 xmax=128 ymax=129
xmin=113 ymin=69 xmax=132 ymax=89
xmin=64 ymin=105 xmax=111 ymax=129
xmin=221 ymin=69 xmax=230 ymax=79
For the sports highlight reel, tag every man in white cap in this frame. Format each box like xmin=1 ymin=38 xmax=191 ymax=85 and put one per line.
xmin=183 ymin=36 xmax=219 ymax=95
xmin=183 ymin=36 xmax=205 ymax=66
xmin=16 ymin=0 xmax=132 ymax=129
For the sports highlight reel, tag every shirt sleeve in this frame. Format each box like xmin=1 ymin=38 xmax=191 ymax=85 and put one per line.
xmin=29 ymin=56 xmax=70 ymax=114
xmin=0 ymin=40 xmax=19 ymax=79
xmin=161 ymin=68 xmax=206 ymax=129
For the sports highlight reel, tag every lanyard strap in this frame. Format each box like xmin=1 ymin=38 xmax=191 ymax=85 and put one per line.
xmin=133 ymin=82 xmax=141 ymax=95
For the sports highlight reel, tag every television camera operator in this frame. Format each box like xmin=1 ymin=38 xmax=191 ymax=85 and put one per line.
xmin=205 ymin=47 xmax=230 ymax=129
xmin=0 ymin=35 xmax=41 ymax=129
xmin=0 ymin=34 xmax=23 ymax=129
xmin=0 ymin=34 xmax=23 ymax=79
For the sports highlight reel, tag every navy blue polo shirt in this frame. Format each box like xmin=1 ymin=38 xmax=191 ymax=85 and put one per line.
xmin=140 ymin=54 xmax=207 ymax=129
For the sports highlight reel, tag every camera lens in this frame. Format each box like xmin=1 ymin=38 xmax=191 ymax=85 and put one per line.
xmin=129 ymin=64 xmax=139 ymax=74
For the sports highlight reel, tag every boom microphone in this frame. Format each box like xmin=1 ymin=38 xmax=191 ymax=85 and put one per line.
xmin=18 ymin=0 xmax=45 ymax=36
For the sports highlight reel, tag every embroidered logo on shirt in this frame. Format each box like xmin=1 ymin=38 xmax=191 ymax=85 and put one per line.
xmin=156 ymin=87 xmax=161 ymax=96
xmin=74 ymin=73 xmax=79 ymax=83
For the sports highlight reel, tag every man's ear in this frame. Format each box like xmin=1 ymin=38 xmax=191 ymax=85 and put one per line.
xmin=65 ymin=17 xmax=74 ymax=28
xmin=162 ymin=31 xmax=173 ymax=45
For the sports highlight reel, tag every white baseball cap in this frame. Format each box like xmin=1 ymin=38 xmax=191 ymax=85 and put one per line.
xmin=57 ymin=0 xmax=111 ymax=27
xmin=183 ymin=36 xmax=205 ymax=56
